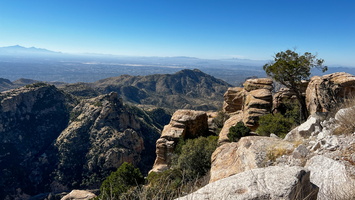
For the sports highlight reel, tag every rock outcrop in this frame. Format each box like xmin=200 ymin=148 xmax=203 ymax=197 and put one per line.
xmin=210 ymin=136 xmax=295 ymax=183
xmin=272 ymin=81 xmax=308 ymax=114
xmin=218 ymin=113 xmax=244 ymax=143
xmin=219 ymin=78 xmax=273 ymax=144
xmin=306 ymin=72 xmax=355 ymax=114
xmin=282 ymin=106 xmax=355 ymax=199
xmin=223 ymin=87 xmax=244 ymax=113
xmin=243 ymin=78 xmax=273 ymax=92
xmin=177 ymin=166 xmax=318 ymax=200
xmin=208 ymin=101 xmax=355 ymax=198
xmin=151 ymin=110 xmax=209 ymax=173
xmin=284 ymin=113 xmax=327 ymax=142
xmin=54 ymin=92 xmax=161 ymax=189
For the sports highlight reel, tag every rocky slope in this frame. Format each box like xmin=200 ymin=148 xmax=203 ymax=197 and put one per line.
xmin=0 ymin=84 xmax=171 ymax=199
xmin=179 ymin=72 xmax=355 ymax=200
xmin=53 ymin=92 xmax=163 ymax=190
xmin=0 ymin=83 xmax=75 ymax=199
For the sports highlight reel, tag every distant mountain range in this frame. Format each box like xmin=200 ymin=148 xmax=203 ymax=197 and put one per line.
xmin=1 ymin=45 xmax=355 ymax=88
xmin=0 ymin=69 xmax=232 ymax=111
xmin=0 ymin=45 xmax=61 ymax=55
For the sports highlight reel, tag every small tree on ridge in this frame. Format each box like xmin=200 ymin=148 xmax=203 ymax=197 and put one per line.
xmin=263 ymin=49 xmax=327 ymax=121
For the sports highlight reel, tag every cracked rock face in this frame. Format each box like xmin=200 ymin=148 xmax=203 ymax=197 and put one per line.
xmin=210 ymin=136 xmax=295 ymax=183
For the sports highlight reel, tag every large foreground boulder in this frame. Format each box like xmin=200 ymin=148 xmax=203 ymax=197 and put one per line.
xmin=305 ymin=155 xmax=355 ymax=200
xmin=151 ymin=110 xmax=209 ymax=173
xmin=177 ymin=166 xmax=318 ymax=200
xmin=210 ymin=136 xmax=295 ymax=183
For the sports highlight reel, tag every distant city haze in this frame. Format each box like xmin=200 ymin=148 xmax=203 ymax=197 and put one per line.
xmin=0 ymin=0 xmax=354 ymax=67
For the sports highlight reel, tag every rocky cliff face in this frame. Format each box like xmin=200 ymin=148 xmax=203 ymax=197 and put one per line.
xmin=0 ymin=84 xmax=169 ymax=199
xmin=53 ymin=92 xmax=162 ymax=190
xmin=0 ymin=83 xmax=74 ymax=199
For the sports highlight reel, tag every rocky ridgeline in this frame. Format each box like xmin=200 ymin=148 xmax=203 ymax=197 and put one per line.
xmin=179 ymin=72 xmax=355 ymax=200
xmin=81 ymin=69 xmax=231 ymax=111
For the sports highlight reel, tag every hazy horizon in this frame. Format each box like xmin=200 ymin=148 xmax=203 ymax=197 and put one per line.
xmin=1 ymin=0 xmax=355 ymax=66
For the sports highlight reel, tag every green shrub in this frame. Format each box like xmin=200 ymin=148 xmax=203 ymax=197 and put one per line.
xmin=257 ymin=113 xmax=294 ymax=138
xmin=227 ymin=122 xmax=251 ymax=142
xmin=283 ymin=100 xmax=301 ymax=125
xmin=97 ymin=162 xmax=144 ymax=200
xmin=213 ymin=111 xmax=229 ymax=130
xmin=177 ymin=136 xmax=218 ymax=180
xmin=145 ymin=168 xmax=184 ymax=199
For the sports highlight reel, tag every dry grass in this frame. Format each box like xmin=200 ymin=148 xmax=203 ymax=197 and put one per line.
xmin=329 ymin=94 xmax=355 ymax=135
xmin=266 ymin=144 xmax=294 ymax=162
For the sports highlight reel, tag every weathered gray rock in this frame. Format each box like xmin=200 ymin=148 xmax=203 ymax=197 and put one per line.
xmin=210 ymin=136 xmax=295 ymax=183
xmin=151 ymin=109 xmax=209 ymax=173
xmin=177 ymin=166 xmax=318 ymax=200
xmin=61 ymin=190 xmax=96 ymax=200
xmin=284 ymin=113 xmax=325 ymax=142
xmin=292 ymin=144 xmax=309 ymax=159
xmin=305 ymin=155 xmax=355 ymax=200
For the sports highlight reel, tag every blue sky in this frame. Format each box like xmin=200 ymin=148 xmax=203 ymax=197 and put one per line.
xmin=0 ymin=0 xmax=355 ymax=66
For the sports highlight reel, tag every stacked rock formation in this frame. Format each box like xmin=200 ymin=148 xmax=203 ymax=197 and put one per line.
xmin=219 ymin=78 xmax=273 ymax=144
xmin=151 ymin=110 xmax=209 ymax=173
